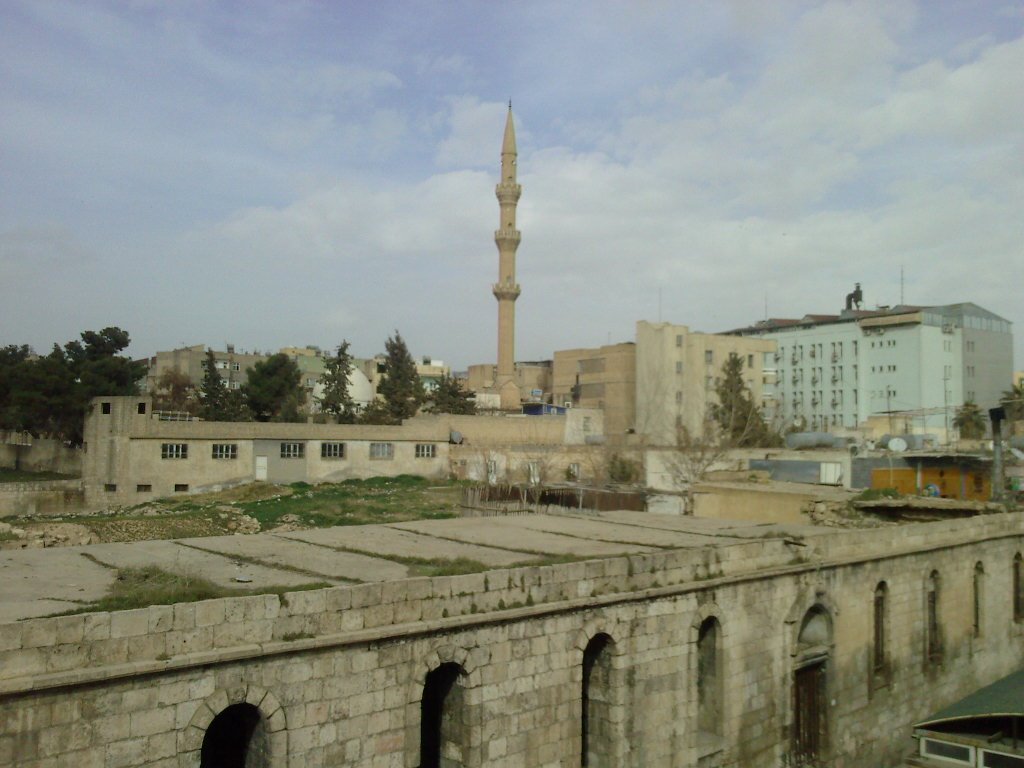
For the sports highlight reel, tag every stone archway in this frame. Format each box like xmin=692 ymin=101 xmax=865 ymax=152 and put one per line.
xmin=179 ymin=686 xmax=287 ymax=768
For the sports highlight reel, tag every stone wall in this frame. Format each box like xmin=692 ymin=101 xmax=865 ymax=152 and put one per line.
xmin=2 ymin=514 xmax=1023 ymax=767
xmin=0 ymin=480 xmax=86 ymax=518
xmin=0 ymin=435 xmax=81 ymax=476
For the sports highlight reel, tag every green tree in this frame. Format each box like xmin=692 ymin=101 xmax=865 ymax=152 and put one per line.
xmin=243 ymin=353 xmax=304 ymax=422
xmin=318 ymin=341 xmax=357 ymax=423
xmin=427 ymin=373 xmax=476 ymax=415
xmin=376 ymin=331 xmax=424 ymax=422
xmin=0 ymin=345 xmax=33 ymax=430
xmin=710 ymin=354 xmax=780 ymax=447
xmin=1000 ymin=381 xmax=1024 ymax=423
xmin=4 ymin=328 xmax=144 ymax=444
xmin=151 ymin=368 xmax=197 ymax=414
xmin=357 ymin=397 xmax=399 ymax=425
xmin=198 ymin=349 xmax=250 ymax=421
xmin=954 ymin=400 xmax=987 ymax=439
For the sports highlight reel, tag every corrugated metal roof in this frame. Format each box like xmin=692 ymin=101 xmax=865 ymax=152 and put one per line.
xmin=915 ymin=668 xmax=1024 ymax=727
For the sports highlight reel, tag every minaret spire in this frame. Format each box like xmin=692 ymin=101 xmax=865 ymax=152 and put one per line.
xmin=493 ymin=105 xmax=522 ymax=409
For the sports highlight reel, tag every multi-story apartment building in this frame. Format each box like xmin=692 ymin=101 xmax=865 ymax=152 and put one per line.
xmin=633 ymin=321 xmax=776 ymax=446
xmin=552 ymin=342 xmax=636 ymax=439
xmin=734 ymin=302 xmax=1012 ymax=438
xmin=142 ymin=344 xmax=268 ymax=394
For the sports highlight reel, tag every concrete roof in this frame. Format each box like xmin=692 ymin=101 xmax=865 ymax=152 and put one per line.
xmin=0 ymin=512 xmax=826 ymax=624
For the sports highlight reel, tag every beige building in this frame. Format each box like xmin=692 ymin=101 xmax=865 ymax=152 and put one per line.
xmin=552 ymin=343 xmax=636 ymax=440
xmin=143 ymin=344 xmax=268 ymax=396
xmin=467 ymin=362 xmax=552 ymax=408
xmin=83 ymin=397 xmax=603 ymax=507
xmin=635 ymin=320 xmax=777 ymax=446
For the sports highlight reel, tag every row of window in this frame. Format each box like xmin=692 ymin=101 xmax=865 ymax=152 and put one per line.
xmin=158 ymin=442 xmax=439 ymax=460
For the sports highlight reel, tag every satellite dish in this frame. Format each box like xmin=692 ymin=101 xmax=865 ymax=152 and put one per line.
xmin=888 ymin=437 xmax=908 ymax=453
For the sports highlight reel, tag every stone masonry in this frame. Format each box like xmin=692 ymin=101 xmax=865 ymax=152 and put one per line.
xmin=1 ymin=512 xmax=1023 ymax=767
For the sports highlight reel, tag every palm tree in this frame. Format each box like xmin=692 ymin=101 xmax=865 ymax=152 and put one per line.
xmin=953 ymin=400 xmax=987 ymax=440
xmin=1000 ymin=381 xmax=1024 ymax=422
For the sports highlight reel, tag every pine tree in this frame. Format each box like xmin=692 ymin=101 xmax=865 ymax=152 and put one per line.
xmin=319 ymin=341 xmax=357 ymax=423
xmin=376 ymin=331 xmax=424 ymax=422
xmin=710 ymin=354 xmax=779 ymax=447
xmin=427 ymin=373 xmax=476 ymax=415
xmin=243 ymin=353 xmax=304 ymax=422
xmin=199 ymin=349 xmax=228 ymax=421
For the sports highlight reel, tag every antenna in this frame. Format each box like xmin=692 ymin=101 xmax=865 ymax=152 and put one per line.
xmin=764 ymin=293 xmax=768 ymax=321
xmin=900 ymin=265 xmax=904 ymax=305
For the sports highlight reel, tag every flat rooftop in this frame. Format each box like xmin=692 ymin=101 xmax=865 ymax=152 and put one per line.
xmin=0 ymin=511 xmax=828 ymax=623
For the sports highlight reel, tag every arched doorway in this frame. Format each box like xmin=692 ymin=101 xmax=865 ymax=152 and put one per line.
xmin=201 ymin=702 xmax=269 ymax=768
xmin=420 ymin=661 xmax=468 ymax=768
xmin=792 ymin=606 xmax=832 ymax=766
xmin=582 ymin=633 xmax=614 ymax=767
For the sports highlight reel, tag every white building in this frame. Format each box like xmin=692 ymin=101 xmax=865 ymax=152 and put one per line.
xmin=733 ymin=302 xmax=1012 ymax=438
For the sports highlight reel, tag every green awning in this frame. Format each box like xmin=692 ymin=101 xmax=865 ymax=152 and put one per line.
xmin=915 ymin=668 xmax=1024 ymax=728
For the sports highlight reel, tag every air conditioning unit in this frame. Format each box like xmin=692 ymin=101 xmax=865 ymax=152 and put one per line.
xmin=941 ymin=323 xmax=955 ymax=334
xmin=563 ymin=401 xmax=572 ymax=408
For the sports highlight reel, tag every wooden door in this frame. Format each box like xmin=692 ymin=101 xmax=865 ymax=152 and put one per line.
xmin=793 ymin=662 xmax=827 ymax=766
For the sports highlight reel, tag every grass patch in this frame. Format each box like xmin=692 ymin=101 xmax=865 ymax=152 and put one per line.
xmin=0 ymin=468 xmax=76 ymax=483
xmin=50 ymin=565 xmax=332 ymax=615
xmin=237 ymin=476 xmax=460 ymax=528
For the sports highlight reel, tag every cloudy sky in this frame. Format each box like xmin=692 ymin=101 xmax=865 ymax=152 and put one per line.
xmin=1 ymin=1 xmax=1022 ymax=370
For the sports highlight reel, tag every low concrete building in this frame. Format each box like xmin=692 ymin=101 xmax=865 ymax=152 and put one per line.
xmin=82 ymin=398 xmax=605 ymax=508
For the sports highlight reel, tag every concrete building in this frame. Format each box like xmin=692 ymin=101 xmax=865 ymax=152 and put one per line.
xmin=142 ymin=344 xmax=268 ymax=396
xmin=733 ymin=298 xmax=1013 ymax=439
xmin=635 ymin=321 xmax=777 ymax=446
xmin=2 ymin=507 xmax=1023 ymax=767
xmin=467 ymin=361 xmax=552 ymax=409
xmin=552 ymin=342 xmax=636 ymax=440
xmin=82 ymin=396 xmax=601 ymax=508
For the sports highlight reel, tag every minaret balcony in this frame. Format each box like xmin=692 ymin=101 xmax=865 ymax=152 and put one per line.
xmin=495 ymin=183 xmax=522 ymax=203
xmin=494 ymin=228 xmax=521 ymax=245
xmin=492 ymin=282 xmax=521 ymax=301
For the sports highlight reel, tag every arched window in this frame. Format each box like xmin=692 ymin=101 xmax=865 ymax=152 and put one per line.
xmin=873 ymin=582 xmax=888 ymax=677
xmin=697 ymin=617 xmax=723 ymax=739
xmin=793 ymin=606 xmax=832 ymax=765
xmin=201 ymin=703 xmax=268 ymax=768
xmin=973 ymin=562 xmax=985 ymax=638
xmin=926 ymin=571 xmax=942 ymax=663
xmin=582 ymin=633 xmax=614 ymax=767
xmin=420 ymin=662 xmax=467 ymax=768
xmin=1014 ymin=553 xmax=1023 ymax=623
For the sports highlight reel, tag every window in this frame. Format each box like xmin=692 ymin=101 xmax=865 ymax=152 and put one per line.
xmin=161 ymin=443 xmax=188 ymax=459
xmin=697 ymin=617 xmax=723 ymax=738
xmin=321 ymin=442 xmax=346 ymax=459
xmin=527 ymin=461 xmax=540 ymax=485
xmin=675 ymin=391 xmax=682 ymax=404
xmin=675 ymin=361 xmax=683 ymax=374
xmin=370 ymin=442 xmax=394 ymax=460
xmin=280 ymin=442 xmax=305 ymax=459
xmin=104 ymin=484 xmax=117 ymax=492
xmin=174 ymin=484 xmax=189 ymax=493
xmin=974 ymin=562 xmax=985 ymax=638
xmin=1015 ymin=554 xmax=1023 ymax=623
xmin=705 ymin=350 xmax=713 ymax=364
xmin=568 ymin=462 xmax=580 ymax=480
xmin=927 ymin=571 xmax=942 ymax=664
xmin=675 ymin=334 xmax=683 ymax=347
xmin=136 ymin=484 xmax=152 ymax=493
xmin=873 ymin=583 xmax=888 ymax=677
xmin=212 ymin=444 xmax=237 ymax=460
xmin=231 ymin=362 xmax=240 ymax=371
xmin=747 ymin=354 xmax=754 ymax=368
xmin=415 ymin=444 xmax=437 ymax=459
xmin=137 ymin=402 xmax=146 ymax=414
xmin=101 ymin=402 xmax=111 ymax=414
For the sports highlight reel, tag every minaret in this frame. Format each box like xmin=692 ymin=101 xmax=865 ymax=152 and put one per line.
xmin=493 ymin=103 xmax=522 ymax=409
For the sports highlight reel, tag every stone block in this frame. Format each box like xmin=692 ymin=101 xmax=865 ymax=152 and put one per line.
xmin=21 ymin=618 xmax=57 ymax=649
xmin=109 ymin=609 xmax=150 ymax=639
xmin=193 ymin=600 xmax=225 ymax=627
xmin=0 ymin=622 xmax=23 ymax=652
